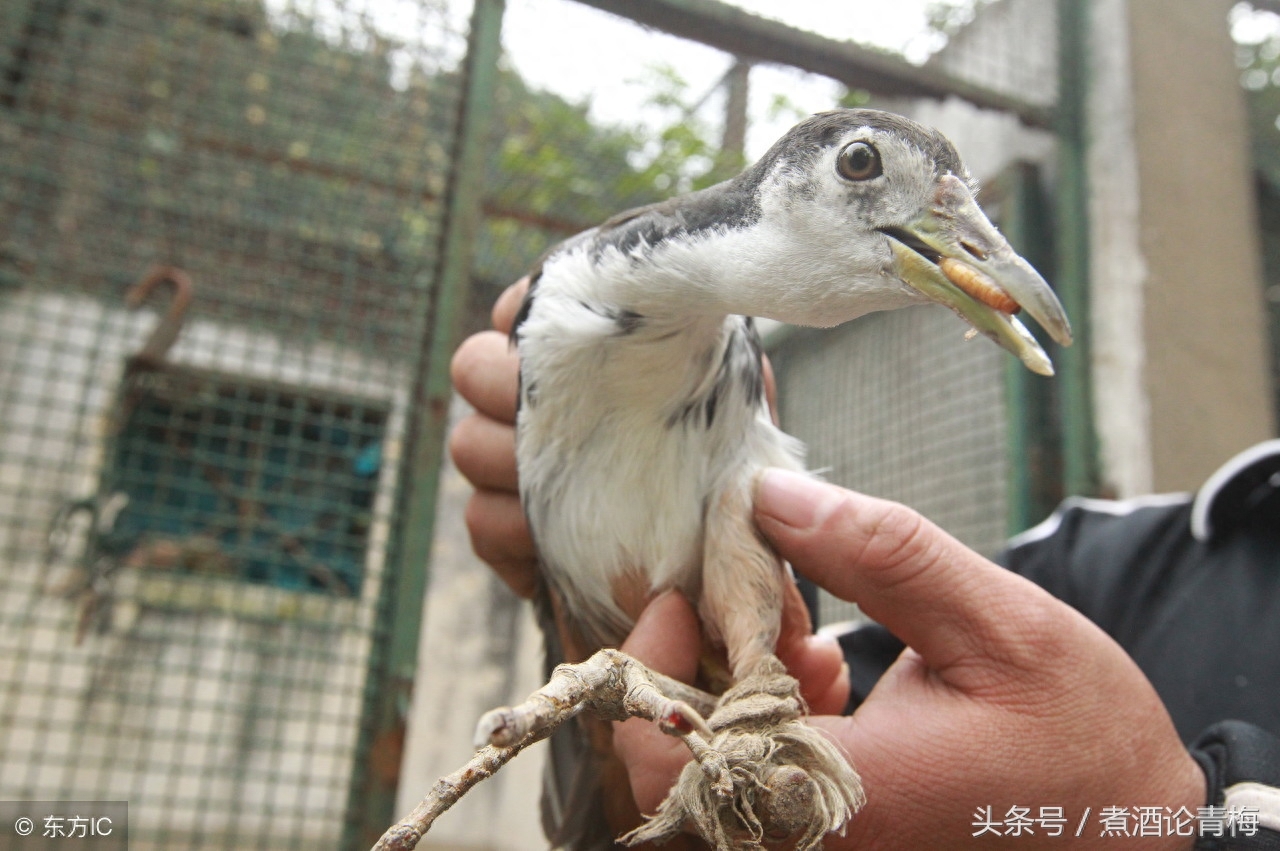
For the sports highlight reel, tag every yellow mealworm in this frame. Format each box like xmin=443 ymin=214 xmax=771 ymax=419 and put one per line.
xmin=939 ymin=257 xmax=1021 ymax=315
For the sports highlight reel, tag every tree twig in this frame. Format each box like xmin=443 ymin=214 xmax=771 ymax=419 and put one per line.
xmin=370 ymin=741 xmax=530 ymax=851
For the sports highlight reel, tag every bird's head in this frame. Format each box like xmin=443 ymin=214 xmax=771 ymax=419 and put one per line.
xmin=728 ymin=109 xmax=1072 ymax=375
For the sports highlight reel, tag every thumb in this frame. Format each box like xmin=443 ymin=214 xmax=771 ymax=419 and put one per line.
xmin=753 ymin=468 xmax=1048 ymax=677
xmin=620 ymin=590 xmax=702 ymax=683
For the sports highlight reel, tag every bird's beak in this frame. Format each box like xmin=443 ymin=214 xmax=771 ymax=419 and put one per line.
xmin=882 ymin=175 xmax=1072 ymax=376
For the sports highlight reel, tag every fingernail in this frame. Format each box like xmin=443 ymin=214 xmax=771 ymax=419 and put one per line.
xmin=805 ymin=631 xmax=840 ymax=654
xmin=755 ymin=468 xmax=839 ymax=530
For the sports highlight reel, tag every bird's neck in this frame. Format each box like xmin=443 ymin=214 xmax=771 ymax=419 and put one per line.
xmin=554 ymin=223 xmax=898 ymax=331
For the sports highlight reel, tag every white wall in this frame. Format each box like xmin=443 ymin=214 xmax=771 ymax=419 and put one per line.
xmin=396 ymin=396 xmax=546 ymax=851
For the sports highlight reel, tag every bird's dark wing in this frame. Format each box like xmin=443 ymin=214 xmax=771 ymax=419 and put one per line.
xmin=591 ymin=181 xmax=760 ymax=261
xmin=510 ymin=269 xmax=541 ymax=346
xmin=534 ymin=587 xmax=624 ymax=851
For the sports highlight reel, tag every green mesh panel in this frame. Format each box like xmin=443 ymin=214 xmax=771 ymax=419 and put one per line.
xmin=0 ymin=0 xmax=465 ymax=846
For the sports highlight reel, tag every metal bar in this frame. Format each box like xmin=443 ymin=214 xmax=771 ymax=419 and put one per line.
xmin=989 ymin=169 xmax=1035 ymax=537
xmin=0 ymin=0 xmax=73 ymax=110
xmin=569 ymin=0 xmax=1056 ymax=129
xmin=344 ymin=0 xmax=506 ymax=846
xmin=1055 ymin=0 xmax=1100 ymax=497
xmin=1259 ymin=182 xmax=1280 ymax=432
xmin=987 ymin=163 xmax=1063 ymax=535
xmin=720 ymin=58 xmax=750 ymax=157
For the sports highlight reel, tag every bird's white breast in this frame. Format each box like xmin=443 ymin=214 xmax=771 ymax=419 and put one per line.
xmin=515 ymin=248 xmax=804 ymax=648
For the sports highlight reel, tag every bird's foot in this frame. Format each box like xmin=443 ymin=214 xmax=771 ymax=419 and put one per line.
xmin=468 ymin=650 xmax=863 ymax=851
xmin=623 ymin=654 xmax=865 ymax=851
xmin=473 ymin=648 xmax=715 ymax=750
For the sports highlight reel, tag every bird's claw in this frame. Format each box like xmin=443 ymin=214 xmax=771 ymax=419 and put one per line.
xmin=701 ymin=752 xmax=735 ymax=798
xmin=657 ymin=699 xmax=714 ymax=740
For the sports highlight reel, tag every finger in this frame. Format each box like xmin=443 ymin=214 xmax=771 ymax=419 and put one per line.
xmin=773 ymin=579 xmax=848 ymax=713
xmin=463 ymin=490 xmax=538 ymax=599
xmin=614 ymin=591 xmax=701 ymax=814
xmin=775 ymin=573 xmax=812 ymax=652
xmin=449 ymin=413 xmax=518 ymax=493
xmin=776 ymin=632 xmax=850 ymax=716
xmin=621 ymin=590 xmax=702 ymax=683
xmin=451 ymin=330 xmax=520 ymax=424
xmin=492 ymin=277 xmax=531 ymax=335
xmin=754 ymin=468 xmax=1045 ymax=677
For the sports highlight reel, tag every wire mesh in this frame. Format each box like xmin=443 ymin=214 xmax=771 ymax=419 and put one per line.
xmin=926 ymin=0 xmax=1058 ymax=109
xmin=0 ymin=0 xmax=467 ymax=847
xmin=772 ymin=308 xmax=1011 ymax=628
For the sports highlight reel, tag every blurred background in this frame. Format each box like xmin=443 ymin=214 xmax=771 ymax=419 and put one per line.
xmin=1 ymin=0 xmax=1277 ymax=848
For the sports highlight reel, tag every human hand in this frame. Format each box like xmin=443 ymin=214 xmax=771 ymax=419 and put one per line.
xmin=449 ymin=279 xmax=540 ymax=598
xmin=615 ymin=469 xmax=1205 ymax=849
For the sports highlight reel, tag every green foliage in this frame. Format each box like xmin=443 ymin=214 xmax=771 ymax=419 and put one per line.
xmin=486 ymin=61 xmax=725 ymax=225
xmin=836 ymin=88 xmax=872 ymax=110
xmin=630 ymin=65 xmax=727 ymax=191
xmin=486 ymin=69 xmax=663 ymax=227
xmin=473 ymin=58 xmax=733 ymax=291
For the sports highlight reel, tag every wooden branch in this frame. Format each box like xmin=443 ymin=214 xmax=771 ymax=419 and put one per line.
xmin=370 ymin=742 xmax=529 ymax=851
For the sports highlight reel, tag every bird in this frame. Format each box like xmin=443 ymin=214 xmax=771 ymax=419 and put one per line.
xmin=500 ymin=108 xmax=1072 ymax=850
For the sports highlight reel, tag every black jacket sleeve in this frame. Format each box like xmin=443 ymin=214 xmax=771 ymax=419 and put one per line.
xmin=1191 ymin=721 xmax=1280 ymax=850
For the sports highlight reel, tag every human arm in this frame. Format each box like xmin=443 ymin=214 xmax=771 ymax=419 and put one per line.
xmin=614 ymin=469 xmax=1207 ymax=848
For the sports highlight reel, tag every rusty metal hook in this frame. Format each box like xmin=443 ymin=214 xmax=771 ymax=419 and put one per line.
xmin=125 ymin=265 xmax=195 ymax=369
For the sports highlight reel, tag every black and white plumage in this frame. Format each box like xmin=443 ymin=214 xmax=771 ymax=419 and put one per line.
xmin=505 ymin=108 xmax=1071 ymax=848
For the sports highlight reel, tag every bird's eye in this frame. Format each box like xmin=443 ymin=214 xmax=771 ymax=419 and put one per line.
xmin=836 ymin=142 xmax=882 ymax=181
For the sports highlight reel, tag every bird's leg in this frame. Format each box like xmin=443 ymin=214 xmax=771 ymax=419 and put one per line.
xmin=623 ymin=476 xmax=865 ymax=851
xmin=696 ymin=478 xmax=790 ymax=680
